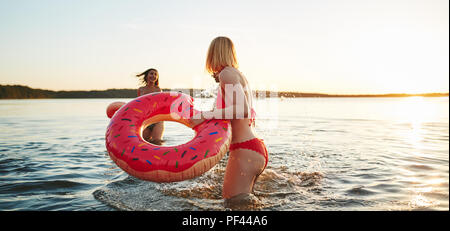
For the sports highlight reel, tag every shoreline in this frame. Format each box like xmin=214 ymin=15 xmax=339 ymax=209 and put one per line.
xmin=0 ymin=84 xmax=448 ymax=99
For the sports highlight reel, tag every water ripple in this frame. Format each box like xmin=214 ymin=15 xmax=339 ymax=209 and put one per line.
xmin=0 ymin=98 xmax=448 ymax=210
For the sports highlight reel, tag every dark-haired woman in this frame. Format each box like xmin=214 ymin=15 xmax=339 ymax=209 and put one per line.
xmin=136 ymin=68 xmax=164 ymax=144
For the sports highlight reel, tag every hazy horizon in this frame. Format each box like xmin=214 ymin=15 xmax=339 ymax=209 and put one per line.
xmin=1 ymin=84 xmax=449 ymax=96
xmin=0 ymin=0 xmax=448 ymax=94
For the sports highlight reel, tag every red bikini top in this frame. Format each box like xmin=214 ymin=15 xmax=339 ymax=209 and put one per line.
xmin=216 ymin=85 xmax=256 ymax=127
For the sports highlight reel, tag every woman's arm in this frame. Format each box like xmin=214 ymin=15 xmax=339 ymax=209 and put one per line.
xmin=204 ymin=69 xmax=250 ymax=120
xmin=189 ymin=69 xmax=250 ymax=127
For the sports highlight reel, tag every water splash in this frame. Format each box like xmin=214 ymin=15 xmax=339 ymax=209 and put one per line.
xmin=93 ymin=156 xmax=324 ymax=211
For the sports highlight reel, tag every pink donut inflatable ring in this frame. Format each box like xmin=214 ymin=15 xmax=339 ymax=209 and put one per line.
xmin=105 ymin=92 xmax=232 ymax=182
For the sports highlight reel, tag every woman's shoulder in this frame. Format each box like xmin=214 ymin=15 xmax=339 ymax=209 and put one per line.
xmin=219 ymin=67 xmax=240 ymax=83
xmin=137 ymin=86 xmax=144 ymax=94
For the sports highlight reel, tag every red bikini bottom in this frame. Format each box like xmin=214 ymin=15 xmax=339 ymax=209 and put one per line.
xmin=229 ymin=138 xmax=269 ymax=170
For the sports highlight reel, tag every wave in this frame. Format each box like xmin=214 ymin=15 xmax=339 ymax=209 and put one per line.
xmin=0 ymin=180 xmax=88 ymax=195
xmin=93 ymin=158 xmax=324 ymax=211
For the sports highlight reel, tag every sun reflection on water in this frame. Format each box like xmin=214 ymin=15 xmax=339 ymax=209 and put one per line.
xmin=409 ymin=194 xmax=437 ymax=209
xmin=395 ymin=97 xmax=446 ymax=210
xmin=396 ymin=97 xmax=436 ymax=150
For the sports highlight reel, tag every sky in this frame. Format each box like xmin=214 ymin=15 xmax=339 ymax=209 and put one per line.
xmin=0 ymin=0 xmax=448 ymax=94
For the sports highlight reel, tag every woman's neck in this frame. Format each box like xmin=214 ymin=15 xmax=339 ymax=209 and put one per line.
xmin=213 ymin=66 xmax=229 ymax=82
xmin=217 ymin=66 xmax=227 ymax=73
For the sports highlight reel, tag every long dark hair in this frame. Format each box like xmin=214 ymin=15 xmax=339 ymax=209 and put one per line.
xmin=136 ymin=68 xmax=159 ymax=86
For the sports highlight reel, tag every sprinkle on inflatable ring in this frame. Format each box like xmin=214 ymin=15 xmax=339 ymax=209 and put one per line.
xmin=105 ymin=92 xmax=232 ymax=182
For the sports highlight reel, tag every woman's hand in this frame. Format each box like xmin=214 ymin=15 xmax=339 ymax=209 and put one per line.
xmin=188 ymin=111 xmax=207 ymax=128
xmin=188 ymin=117 xmax=206 ymax=129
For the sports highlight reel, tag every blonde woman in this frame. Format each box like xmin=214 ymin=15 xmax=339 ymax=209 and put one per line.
xmin=136 ymin=68 xmax=164 ymax=145
xmin=189 ymin=37 xmax=269 ymax=207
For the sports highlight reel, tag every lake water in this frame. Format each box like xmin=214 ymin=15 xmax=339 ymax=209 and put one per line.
xmin=0 ymin=97 xmax=448 ymax=211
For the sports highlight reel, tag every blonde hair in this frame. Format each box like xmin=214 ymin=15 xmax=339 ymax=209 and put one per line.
xmin=205 ymin=36 xmax=239 ymax=74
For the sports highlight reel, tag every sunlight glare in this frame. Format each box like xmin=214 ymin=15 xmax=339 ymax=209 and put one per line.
xmin=397 ymin=97 xmax=430 ymax=147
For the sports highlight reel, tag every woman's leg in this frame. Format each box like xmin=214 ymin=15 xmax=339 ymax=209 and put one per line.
xmin=150 ymin=122 xmax=164 ymax=143
xmin=142 ymin=126 xmax=153 ymax=142
xmin=222 ymin=148 xmax=266 ymax=199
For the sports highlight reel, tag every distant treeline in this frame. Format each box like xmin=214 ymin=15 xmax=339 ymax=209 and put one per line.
xmin=0 ymin=84 xmax=448 ymax=99
xmin=0 ymin=85 xmax=203 ymax=99
xmin=0 ymin=85 xmax=137 ymax=99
